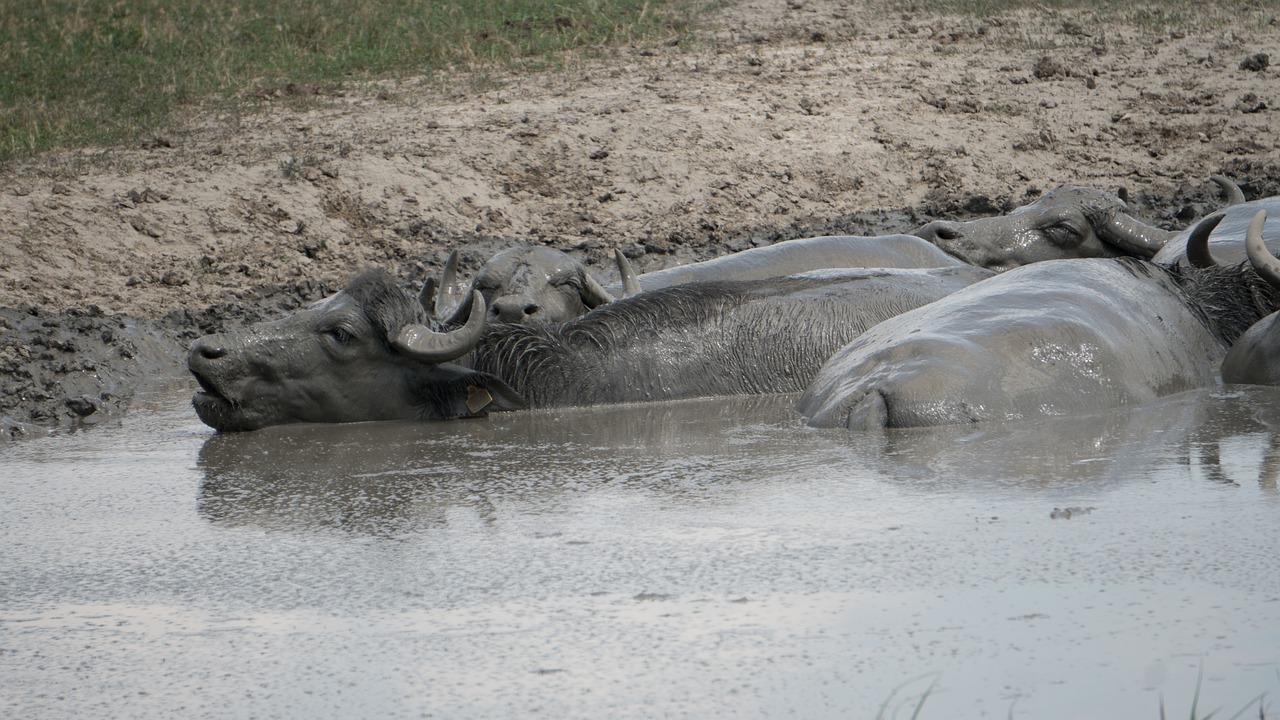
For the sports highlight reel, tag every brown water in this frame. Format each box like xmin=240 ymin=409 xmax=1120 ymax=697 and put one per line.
xmin=3 ymin=380 xmax=1280 ymax=718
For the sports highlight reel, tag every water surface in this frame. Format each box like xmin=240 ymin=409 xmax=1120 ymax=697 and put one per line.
xmin=4 ymin=381 xmax=1280 ymax=718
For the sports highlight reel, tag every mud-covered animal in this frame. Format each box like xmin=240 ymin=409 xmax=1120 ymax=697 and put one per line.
xmin=187 ymin=272 xmax=525 ymax=432
xmin=601 ymin=233 xmax=967 ymax=295
xmin=1151 ymin=196 xmax=1280 ymax=266
xmin=799 ymin=213 xmax=1280 ymax=430
xmin=428 ymin=246 xmax=619 ymax=326
xmin=911 ymin=177 xmax=1243 ymax=270
xmin=432 ymin=233 xmax=968 ymax=326
xmin=468 ymin=266 xmax=990 ymax=408
xmin=1217 ymin=211 xmax=1280 ymax=386
xmin=187 ymin=266 xmax=992 ymax=431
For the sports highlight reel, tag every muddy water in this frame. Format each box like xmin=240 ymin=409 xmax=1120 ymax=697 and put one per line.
xmin=4 ymin=381 xmax=1280 ymax=719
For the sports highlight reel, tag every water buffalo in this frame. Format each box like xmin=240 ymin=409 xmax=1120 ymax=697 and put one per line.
xmin=1150 ymin=195 xmax=1280 ymax=266
xmin=601 ymin=233 xmax=968 ymax=294
xmin=911 ymin=177 xmax=1243 ymax=270
xmin=188 ymin=272 xmax=526 ymax=432
xmin=427 ymin=246 xmax=620 ymax=327
xmin=187 ymin=265 xmax=992 ymax=431
xmin=1219 ymin=211 xmax=1280 ymax=386
xmin=430 ymin=233 xmax=969 ymax=326
xmin=798 ymin=212 xmax=1280 ymax=430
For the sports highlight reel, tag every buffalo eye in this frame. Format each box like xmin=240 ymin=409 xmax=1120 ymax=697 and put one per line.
xmin=550 ymin=273 xmax=581 ymax=290
xmin=326 ymin=327 xmax=355 ymax=345
xmin=1042 ymin=221 xmax=1085 ymax=247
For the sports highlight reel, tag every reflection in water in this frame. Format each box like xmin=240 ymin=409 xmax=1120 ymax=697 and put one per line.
xmin=196 ymin=394 xmax=831 ymax=535
xmin=197 ymin=387 xmax=1280 ymax=537
xmin=839 ymin=385 xmax=1280 ymax=493
xmin=8 ymin=383 xmax=1280 ymax=719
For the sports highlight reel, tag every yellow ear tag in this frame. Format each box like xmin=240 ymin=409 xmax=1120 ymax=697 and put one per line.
xmin=465 ymin=386 xmax=493 ymax=416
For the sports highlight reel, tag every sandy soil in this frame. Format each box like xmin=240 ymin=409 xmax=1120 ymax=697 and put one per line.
xmin=2 ymin=0 xmax=1279 ymax=435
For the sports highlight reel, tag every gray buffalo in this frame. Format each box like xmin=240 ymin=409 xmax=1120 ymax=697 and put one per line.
xmin=434 ymin=180 xmax=1241 ymax=325
xmin=1219 ymin=211 xmax=1280 ymax=385
xmin=430 ymin=233 xmax=969 ymax=326
xmin=1151 ymin=195 xmax=1280 ymax=266
xmin=602 ymin=233 xmax=967 ymax=295
xmin=187 ymin=265 xmax=992 ymax=431
xmin=799 ymin=212 xmax=1280 ymax=430
xmin=911 ymin=177 xmax=1243 ymax=270
xmin=427 ymin=246 xmax=619 ymax=326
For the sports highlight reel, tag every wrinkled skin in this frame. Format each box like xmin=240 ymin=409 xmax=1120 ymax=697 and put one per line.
xmin=441 ymin=246 xmax=615 ymax=325
xmin=912 ymin=181 xmax=1239 ymax=270
xmin=602 ymin=234 xmax=967 ymax=295
xmin=187 ymin=265 xmax=992 ymax=431
xmin=474 ymin=265 xmax=992 ymax=407
xmin=187 ymin=272 xmax=525 ymax=432
xmin=799 ymin=216 xmax=1280 ymax=431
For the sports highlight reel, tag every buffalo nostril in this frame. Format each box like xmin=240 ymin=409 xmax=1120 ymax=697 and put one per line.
xmin=934 ymin=224 xmax=963 ymax=241
xmin=193 ymin=339 xmax=228 ymax=360
xmin=523 ymin=304 xmax=540 ymax=317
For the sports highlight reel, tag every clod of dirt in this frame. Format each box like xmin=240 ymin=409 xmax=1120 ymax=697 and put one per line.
xmin=1032 ymin=56 xmax=1067 ymax=79
xmin=1235 ymin=93 xmax=1269 ymax=114
xmin=1240 ymin=52 xmax=1271 ymax=72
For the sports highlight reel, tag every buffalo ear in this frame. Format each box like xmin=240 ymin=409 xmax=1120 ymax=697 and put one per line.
xmin=416 ymin=363 xmax=528 ymax=419
xmin=462 ymin=372 xmax=528 ymax=413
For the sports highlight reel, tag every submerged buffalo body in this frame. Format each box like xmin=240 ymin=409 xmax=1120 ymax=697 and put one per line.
xmin=603 ymin=234 xmax=967 ymax=295
xmin=799 ymin=214 xmax=1280 ymax=430
xmin=470 ymin=266 xmax=989 ymax=407
xmin=188 ymin=265 xmax=991 ymax=431
xmin=912 ymin=178 xmax=1242 ymax=270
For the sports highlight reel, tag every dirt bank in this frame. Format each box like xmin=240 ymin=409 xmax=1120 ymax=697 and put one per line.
xmin=2 ymin=0 xmax=1279 ymax=437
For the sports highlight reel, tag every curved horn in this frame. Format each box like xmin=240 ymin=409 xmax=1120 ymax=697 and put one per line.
xmin=1101 ymin=212 xmax=1177 ymax=257
xmin=1245 ymin=210 xmax=1280 ymax=288
xmin=615 ymin=249 xmax=641 ymax=298
xmin=1210 ymin=175 xmax=1247 ymax=206
xmin=580 ymin=272 xmax=616 ymax=309
xmin=438 ymin=285 xmax=477 ymax=327
xmin=393 ymin=291 xmax=487 ymax=363
xmin=418 ymin=276 xmax=440 ymax=317
xmin=1184 ymin=212 xmax=1225 ymax=269
xmin=436 ymin=250 xmax=465 ymax=313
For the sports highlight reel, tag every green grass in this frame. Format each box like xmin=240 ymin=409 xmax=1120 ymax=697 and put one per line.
xmin=0 ymin=0 xmax=699 ymax=163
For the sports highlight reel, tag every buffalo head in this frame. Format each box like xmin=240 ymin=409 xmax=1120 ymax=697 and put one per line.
xmin=429 ymin=246 xmax=619 ymax=326
xmin=188 ymin=270 xmax=526 ymax=432
xmin=912 ymin=178 xmax=1242 ymax=270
